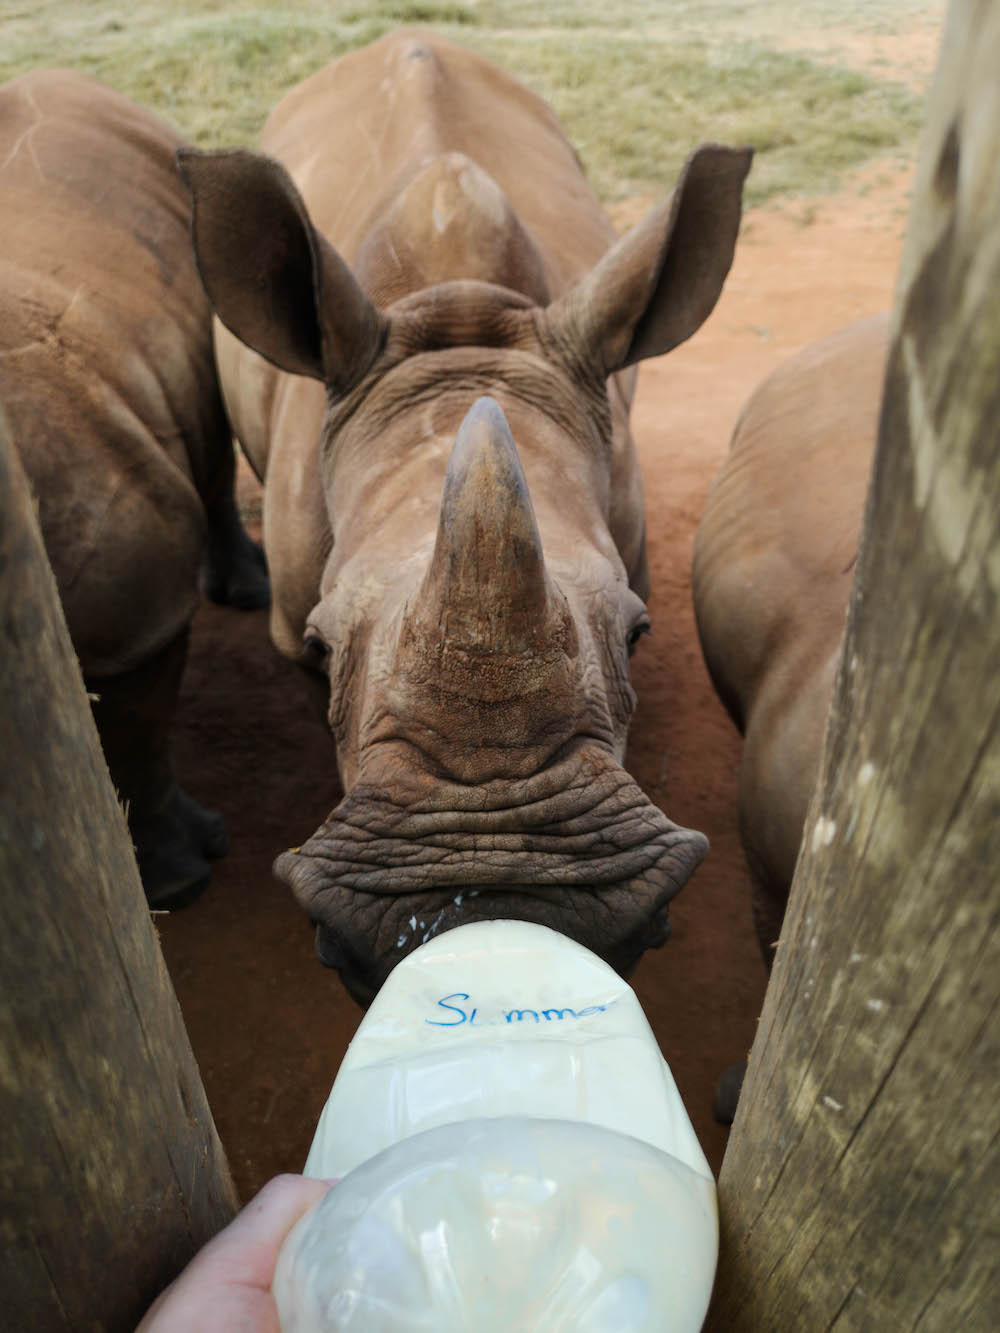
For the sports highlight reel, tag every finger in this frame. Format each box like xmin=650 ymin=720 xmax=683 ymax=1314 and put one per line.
xmin=136 ymin=1173 xmax=333 ymax=1330
xmin=194 ymin=1174 xmax=333 ymax=1290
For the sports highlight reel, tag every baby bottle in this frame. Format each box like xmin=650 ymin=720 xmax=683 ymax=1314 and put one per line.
xmin=273 ymin=919 xmax=718 ymax=1331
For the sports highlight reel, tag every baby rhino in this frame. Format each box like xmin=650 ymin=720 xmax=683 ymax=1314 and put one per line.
xmin=181 ymin=29 xmax=753 ymax=1002
xmin=693 ymin=314 xmax=887 ymax=1118
xmin=0 ymin=70 xmax=268 ymax=906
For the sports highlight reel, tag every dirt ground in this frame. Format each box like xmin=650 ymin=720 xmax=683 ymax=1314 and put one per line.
xmin=156 ymin=154 xmax=916 ymax=1195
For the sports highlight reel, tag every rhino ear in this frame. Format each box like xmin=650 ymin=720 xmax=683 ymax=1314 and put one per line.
xmin=546 ymin=144 xmax=752 ymax=376
xmin=177 ymin=148 xmax=386 ymax=393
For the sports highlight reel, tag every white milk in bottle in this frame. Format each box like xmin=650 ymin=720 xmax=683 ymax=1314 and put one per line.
xmin=273 ymin=919 xmax=718 ymax=1331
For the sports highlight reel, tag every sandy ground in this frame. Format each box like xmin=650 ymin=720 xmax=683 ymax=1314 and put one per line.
xmin=155 ymin=150 xmax=915 ymax=1193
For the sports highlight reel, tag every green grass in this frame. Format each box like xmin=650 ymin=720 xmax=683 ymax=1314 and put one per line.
xmin=0 ymin=0 xmax=934 ymax=207
xmin=472 ymin=34 xmax=923 ymax=204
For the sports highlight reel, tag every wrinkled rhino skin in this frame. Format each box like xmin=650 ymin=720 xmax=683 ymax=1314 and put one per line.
xmin=0 ymin=70 xmax=269 ymax=907
xmin=693 ymin=313 xmax=888 ymax=966
xmin=181 ymin=29 xmax=752 ymax=1003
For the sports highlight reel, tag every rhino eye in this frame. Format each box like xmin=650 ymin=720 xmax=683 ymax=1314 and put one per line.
xmin=626 ymin=617 xmax=651 ymax=655
xmin=303 ymin=634 xmax=330 ymax=670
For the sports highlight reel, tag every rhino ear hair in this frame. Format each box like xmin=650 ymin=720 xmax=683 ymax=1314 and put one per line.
xmin=177 ymin=148 xmax=386 ymax=393
xmin=546 ymin=144 xmax=753 ymax=376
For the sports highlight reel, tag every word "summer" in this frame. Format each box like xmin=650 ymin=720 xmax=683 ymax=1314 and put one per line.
xmin=425 ymin=993 xmax=616 ymax=1027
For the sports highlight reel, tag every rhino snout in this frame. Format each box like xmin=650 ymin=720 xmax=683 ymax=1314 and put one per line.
xmin=275 ymin=747 xmax=707 ymax=1004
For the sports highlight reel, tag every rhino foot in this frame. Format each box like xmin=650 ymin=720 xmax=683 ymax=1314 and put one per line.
xmin=131 ymin=786 xmax=229 ymax=911
xmin=201 ymin=485 xmax=271 ymax=610
xmin=712 ymin=1060 xmax=747 ymax=1125
xmin=202 ymin=527 xmax=270 ymax=610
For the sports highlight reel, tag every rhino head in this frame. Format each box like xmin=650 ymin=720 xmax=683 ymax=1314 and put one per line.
xmin=181 ymin=142 xmax=750 ymax=1004
xmin=282 ymin=393 xmax=709 ymax=1003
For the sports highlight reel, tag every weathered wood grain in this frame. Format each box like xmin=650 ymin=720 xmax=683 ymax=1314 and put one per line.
xmin=0 ymin=408 xmax=238 ymax=1331
xmin=709 ymin=2 xmax=1000 ymax=1326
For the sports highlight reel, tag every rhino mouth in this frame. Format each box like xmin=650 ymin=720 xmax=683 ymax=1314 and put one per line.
xmin=274 ymin=748 xmax=707 ymax=1007
xmin=311 ymin=882 xmax=685 ymax=1009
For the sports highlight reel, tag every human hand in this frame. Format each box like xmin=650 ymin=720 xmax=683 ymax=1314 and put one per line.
xmin=136 ymin=1173 xmax=333 ymax=1332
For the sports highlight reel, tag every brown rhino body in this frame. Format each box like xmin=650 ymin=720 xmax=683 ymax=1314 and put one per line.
xmin=692 ymin=314 xmax=888 ymax=963
xmin=0 ymin=70 xmax=267 ymax=905
xmin=182 ymin=29 xmax=752 ymax=1003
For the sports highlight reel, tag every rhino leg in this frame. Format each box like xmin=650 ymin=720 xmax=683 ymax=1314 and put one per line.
xmin=713 ymin=849 xmax=785 ymax=1123
xmin=201 ymin=486 xmax=270 ymax=610
xmin=197 ymin=433 xmax=269 ymax=611
xmin=713 ymin=1061 xmax=747 ymax=1125
xmin=87 ymin=631 xmax=226 ymax=910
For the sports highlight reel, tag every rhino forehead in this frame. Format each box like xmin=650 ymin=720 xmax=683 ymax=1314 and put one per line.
xmin=322 ymin=338 xmax=613 ymax=488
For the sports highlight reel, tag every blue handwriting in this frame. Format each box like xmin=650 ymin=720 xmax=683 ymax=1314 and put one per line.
xmin=425 ymin=992 xmax=615 ymax=1027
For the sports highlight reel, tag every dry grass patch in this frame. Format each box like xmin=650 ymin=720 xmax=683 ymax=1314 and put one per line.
xmin=1 ymin=0 xmax=935 ymax=207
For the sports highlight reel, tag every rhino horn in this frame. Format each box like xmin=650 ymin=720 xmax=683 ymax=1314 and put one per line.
xmin=419 ymin=397 xmax=551 ymax=653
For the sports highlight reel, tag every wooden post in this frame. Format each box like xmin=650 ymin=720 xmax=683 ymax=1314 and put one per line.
xmin=0 ymin=410 xmax=238 ymax=1331
xmin=709 ymin=2 xmax=1000 ymax=1327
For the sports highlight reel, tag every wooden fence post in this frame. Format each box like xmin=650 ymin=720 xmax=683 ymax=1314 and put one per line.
xmin=708 ymin=2 xmax=1000 ymax=1326
xmin=0 ymin=409 xmax=238 ymax=1331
